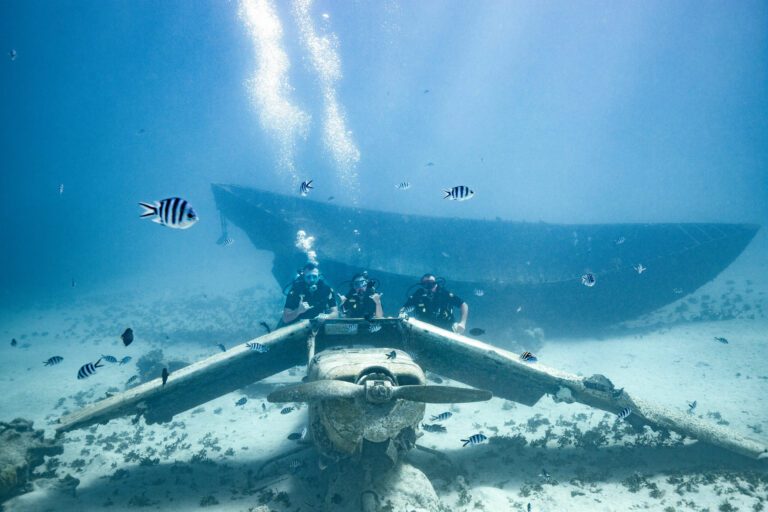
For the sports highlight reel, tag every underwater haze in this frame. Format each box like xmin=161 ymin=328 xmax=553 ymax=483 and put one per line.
xmin=1 ymin=1 xmax=767 ymax=511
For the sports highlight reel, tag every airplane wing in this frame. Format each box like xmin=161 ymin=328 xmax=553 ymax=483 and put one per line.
xmin=401 ymin=317 xmax=768 ymax=460
xmin=56 ymin=321 xmax=314 ymax=434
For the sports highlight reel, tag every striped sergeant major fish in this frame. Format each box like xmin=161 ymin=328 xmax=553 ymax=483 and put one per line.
xmin=617 ymin=407 xmax=632 ymax=421
xmin=431 ymin=411 xmax=452 ymax=422
xmin=101 ymin=355 xmax=118 ymax=363
xmin=139 ymin=197 xmax=198 ymax=229
xmin=77 ymin=359 xmax=104 ymax=379
xmin=461 ymin=433 xmax=487 ymax=446
xmin=44 ymin=356 xmax=63 ymax=366
xmin=443 ymin=185 xmax=474 ymax=201
xmin=246 ymin=342 xmax=269 ymax=353
xmin=396 ymin=181 xmax=411 ymax=190
xmin=520 ymin=351 xmax=537 ymax=363
xmin=300 ymin=180 xmax=313 ymax=196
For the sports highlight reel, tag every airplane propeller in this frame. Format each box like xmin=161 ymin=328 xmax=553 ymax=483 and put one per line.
xmin=268 ymin=379 xmax=492 ymax=404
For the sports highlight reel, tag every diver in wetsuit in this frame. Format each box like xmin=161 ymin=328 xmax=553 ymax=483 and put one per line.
xmin=400 ymin=273 xmax=468 ymax=333
xmin=281 ymin=262 xmax=338 ymax=326
xmin=339 ymin=272 xmax=383 ymax=319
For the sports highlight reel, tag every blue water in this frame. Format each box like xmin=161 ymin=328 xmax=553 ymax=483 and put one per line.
xmin=1 ymin=2 xmax=767 ymax=510
xmin=2 ymin=0 xmax=767 ymax=306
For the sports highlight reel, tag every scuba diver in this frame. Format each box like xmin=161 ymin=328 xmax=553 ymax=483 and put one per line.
xmin=339 ymin=272 xmax=383 ymax=319
xmin=281 ymin=262 xmax=338 ymax=326
xmin=400 ymin=273 xmax=469 ymax=334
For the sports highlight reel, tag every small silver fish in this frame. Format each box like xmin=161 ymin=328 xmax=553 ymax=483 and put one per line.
xmin=687 ymin=400 xmax=697 ymax=413
xmin=101 ymin=355 xmax=118 ymax=364
xmin=119 ymin=356 xmax=132 ymax=365
xmin=368 ymin=323 xmax=382 ymax=333
xmin=581 ymin=273 xmax=596 ymax=287
xmin=9 ymin=49 xmax=17 ymax=61
xmin=300 ymin=180 xmax=313 ymax=196
xmin=615 ymin=236 xmax=626 ymax=245
xmin=473 ymin=289 xmax=485 ymax=297
xmin=633 ymin=264 xmax=646 ymax=274
xmin=58 ymin=183 xmax=64 ymax=195
xmin=396 ymin=182 xmax=411 ymax=190
xmin=217 ymin=236 xmax=234 ymax=247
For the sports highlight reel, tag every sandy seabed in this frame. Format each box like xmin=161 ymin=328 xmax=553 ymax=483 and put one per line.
xmin=1 ymin=236 xmax=767 ymax=512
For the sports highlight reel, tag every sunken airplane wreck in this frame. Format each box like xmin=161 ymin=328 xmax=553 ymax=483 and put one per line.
xmin=57 ymin=317 xmax=768 ymax=511
xmin=211 ymin=184 xmax=759 ymax=334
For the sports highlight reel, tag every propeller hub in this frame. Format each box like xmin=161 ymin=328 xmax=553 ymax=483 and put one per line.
xmin=365 ymin=380 xmax=394 ymax=403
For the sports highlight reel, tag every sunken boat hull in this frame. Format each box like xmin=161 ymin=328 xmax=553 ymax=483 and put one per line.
xmin=211 ymin=184 xmax=759 ymax=334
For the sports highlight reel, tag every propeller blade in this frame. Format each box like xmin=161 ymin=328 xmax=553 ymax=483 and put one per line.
xmin=392 ymin=385 xmax=492 ymax=403
xmin=267 ymin=380 xmax=363 ymax=403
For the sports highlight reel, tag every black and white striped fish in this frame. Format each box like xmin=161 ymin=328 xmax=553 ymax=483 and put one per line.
xmin=581 ymin=273 xmax=596 ymax=287
xmin=520 ymin=351 xmax=538 ymax=363
xmin=617 ymin=407 xmax=632 ymax=421
xmin=139 ymin=197 xmax=198 ymax=230
xmin=396 ymin=182 xmax=411 ymax=190
xmin=443 ymin=185 xmax=474 ymax=201
xmin=246 ymin=341 xmax=269 ymax=353
xmin=101 ymin=355 xmax=118 ymax=363
xmin=368 ymin=323 xmax=382 ymax=333
xmin=300 ymin=180 xmax=313 ymax=196
xmin=431 ymin=411 xmax=452 ymax=422
xmin=77 ymin=359 xmax=104 ymax=379
xmin=461 ymin=433 xmax=487 ymax=446
xmin=288 ymin=459 xmax=303 ymax=473
xmin=422 ymin=423 xmax=447 ymax=433
xmin=119 ymin=356 xmax=132 ymax=365
xmin=44 ymin=356 xmax=64 ymax=366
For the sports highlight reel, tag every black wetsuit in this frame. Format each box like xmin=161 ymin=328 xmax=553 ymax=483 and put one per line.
xmin=283 ymin=280 xmax=336 ymax=325
xmin=402 ymin=286 xmax=465 ymax=330
xmin=341 ymin=289 xmax=378 ymax=319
